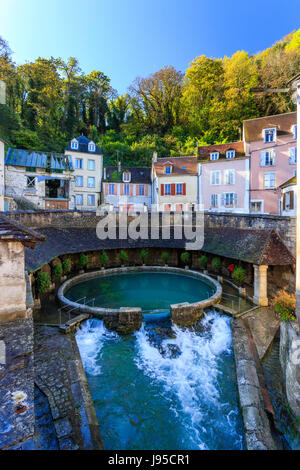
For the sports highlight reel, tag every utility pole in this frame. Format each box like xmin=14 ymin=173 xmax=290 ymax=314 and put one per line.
xmin=251 ymin=76 xmax=300 ymax=328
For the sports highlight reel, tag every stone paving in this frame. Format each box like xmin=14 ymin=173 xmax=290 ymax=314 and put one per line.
xmin=242 ymin=307 xmax=280 ymax=359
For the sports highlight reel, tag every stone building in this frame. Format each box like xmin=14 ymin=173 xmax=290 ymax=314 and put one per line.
xmin=0 ymin=213 xmax=45 ymax=322
xmin=102 ymin=165 xmax=152 ymax=211
xmin=197 ymin=142 xmax=250 ymax=213
xmin=5 ymin=148 xmax=75 ymax=210
xmin=65 ymin=135 xmax=103 ymax=210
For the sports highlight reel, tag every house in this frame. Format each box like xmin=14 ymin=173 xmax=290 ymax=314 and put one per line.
xmin=103 ymin=164 xmax=152 ymax=212
xmin=279 ymin=175 xmax=297 ymax=216
xmin=152 ymin=155 xmax=199 ymax=211
xmin=0 ymin=138 xmax=4 ymax=211
xmin=0 ymin=213 xmax=45 ymax=322
xmin=243 ymin=112 xmax=297 ymax=214
xmin=65 ymin=135 xmax=103 ymax=210
xmin=5 ymin=148 xmax=75 ymax=209
xmin=197 ymin=142 xmax=250 ymax=213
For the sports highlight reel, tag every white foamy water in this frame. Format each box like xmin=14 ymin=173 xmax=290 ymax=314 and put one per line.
xmin=135 ymin=311 xmax=238 ymax=449
xmin=76 ymin=319 xmax=119 ymax=375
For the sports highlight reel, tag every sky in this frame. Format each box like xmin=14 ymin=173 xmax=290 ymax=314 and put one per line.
xmin=1 ymin=0 xmax=299 ymax=95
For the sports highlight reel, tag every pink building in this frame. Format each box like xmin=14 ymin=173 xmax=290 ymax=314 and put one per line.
xmin=243 ymin=112 xmax=297 ymax=214
xmin=198 ymin=142 xmax=250 ymax=213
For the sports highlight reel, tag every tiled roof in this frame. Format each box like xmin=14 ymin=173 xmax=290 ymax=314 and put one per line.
xmin=243 ymin=112 xmax=297 ymax=142
xmin=197 ymin=142 xmax=245 ymax=160
xmin=0 ymin=213 xmax=45 ymax=248
xmin=104 ymin=167 xmax=152 ymax=184
xmin=154 ymin=156 xmax=198 ymax=176
xmin=65 ymin=135 xmax=103 ymax=155
xmin=5 ymin=148 xmax=74 ymax=171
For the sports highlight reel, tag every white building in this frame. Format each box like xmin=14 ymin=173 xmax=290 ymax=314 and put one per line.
xmin=65 ymin=135 xmax=103 ymax=210
xmin=279 ymin=175 xmax=297 ymax=216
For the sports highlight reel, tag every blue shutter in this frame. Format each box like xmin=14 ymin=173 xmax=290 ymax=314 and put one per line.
xmin=260 ymin=151 xmax=265 ymax=166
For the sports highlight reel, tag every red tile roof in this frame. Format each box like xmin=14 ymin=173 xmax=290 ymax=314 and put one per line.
xmin=243 ymin=112 xmax=297 ymax=142
xmin=154 ymin=156 xmax=198 ymax=176
xmin=197 ymin=142 xmax=245 ymax=160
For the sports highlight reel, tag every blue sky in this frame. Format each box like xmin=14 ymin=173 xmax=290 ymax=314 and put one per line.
xmin=1 ymin=0 xmax=299 ymax=94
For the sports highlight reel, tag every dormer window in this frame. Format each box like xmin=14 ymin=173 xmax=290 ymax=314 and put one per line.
xmin=123 ymin=171 xmax=131 ymax=182
xmin=88 ymin=141 xmax=96 ymax=152
xmin=71 ymin=139 xmax=78 ymax=150
xmin=210 ymin=152 xmax=219 ymax=161
xmin=292 ymin=124 xmax=297 ymax=140
xmin=226 ymin=150 xmax=235 ymax=159
xmin=263 ymin=128 xmax=276 ymax=143
xmin=165 ymin=166 xmax=172 ymax=174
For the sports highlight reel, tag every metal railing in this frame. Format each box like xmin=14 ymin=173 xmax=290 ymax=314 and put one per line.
xmin=58 ymin=296 xmax=95 ymax=325
xmin=221 ymin=292 xmax=241 ymax=314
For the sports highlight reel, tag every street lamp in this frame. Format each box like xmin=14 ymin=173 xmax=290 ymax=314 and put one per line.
xmin=251 ymin=77 xmax=300 ymax=328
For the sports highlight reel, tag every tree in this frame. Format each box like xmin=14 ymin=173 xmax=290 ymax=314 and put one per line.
xmin=0 ymin=35 xmax=12 ymax=59
xmin=107 ymin=94 xmax=130 ymax=132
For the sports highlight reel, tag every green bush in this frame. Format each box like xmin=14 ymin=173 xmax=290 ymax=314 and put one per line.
xmin=199 ymin=255 xmax=208 ymax=268
xmin=52 ymin=262 xmax=63 ymax=281
xmin=36 ymin=272 xmax=50 ymax=294
xmin=272 ymin=290 xmax=296 ymax=322
xmin=140 ymin=249 xmax=149 ymax=264
xmin=232 ymin=266 xmax=246 ymax=286
xmin=62 ymin=258 xmax=72 ymax=274
xmin=78 ymin=254 xmax=88 ymax=270
xmin=161 ymin=251 xmax=169 ymax=264
xmin=99 ymin=251 xmax=109 ymax=267
xmin=181 ymin=251 xmax=190 ymax=265
xmin=212 ymin=257 xmax=222 ymax=272
xmin=119 ymin=250 xmax=128 ymax=265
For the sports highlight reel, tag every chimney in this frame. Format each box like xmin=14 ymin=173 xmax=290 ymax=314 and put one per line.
xmin=118 ymin=161 xmax=121 ymax=172
xmin=153 ymin=151 xmax=158 ymax=163
xmin=103 ymin=167 xmax=106 ymax=180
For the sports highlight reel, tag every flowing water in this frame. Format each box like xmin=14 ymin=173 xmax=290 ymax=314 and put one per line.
xmin=76 ymin=312 xmax=245 ymax=450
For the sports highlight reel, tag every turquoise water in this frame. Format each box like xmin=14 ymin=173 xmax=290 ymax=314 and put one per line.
xmin=76 ymin=313 xmax=245 ymax=450
xmin=65 ymin=271 xmax=215 ymax=310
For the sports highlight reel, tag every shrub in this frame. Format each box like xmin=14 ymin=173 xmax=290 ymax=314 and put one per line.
xmin=78 ymin=254 xmax=88 ymax=270
xmin=161 ymin=251 xmax=169 ymax=264
xmin=140 ymin=249 xmax=149 ymax=264
xmin=199 ymin=255 xmax=208 ymax=268
xmin=36 ymin=272 xmax=50 ymax=294
xmin=99 ymin=251 xmax=109 ymax=267
xmin=119 ymin=250 xmax=128 ymax=265
xmin=272 ymin=290 xmax=296 ymax=322
xmin=52 ymin=262 xmax=63 ymax=281
xmin=62 ymin=258 xmax=72 ymax=274
xmin=232 ymin=267 xmax=246 ymax=286
xmin=212 ymin=257 xmax=222 ymax=272
xmin=181 ymin=251 xmax=190 ymax=265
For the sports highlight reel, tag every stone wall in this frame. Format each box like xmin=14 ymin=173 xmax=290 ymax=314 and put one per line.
xmin=0 ymin=241 xmax=27 ymax=322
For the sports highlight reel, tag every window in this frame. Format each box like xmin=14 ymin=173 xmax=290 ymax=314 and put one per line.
xmin=292 ymin=124 xmax=297 ymax=140
xmin=263 ymin=128 xmax=276 ymax=143
xmin=26 ymin=176 xmax=35 ymax=188
xmin=264 ymin=172 xmax=275 ymax=189
xmin=226 ymin=150 xmax=235 ymax=159
xmin=175 ymin=204 xmax=183 ymax=211
xmin=75 ymin=176 xmax=83 ymax=187
xmin=75 ymin=194 xmax=83 ymax=205
xmin=260 ymin=150 xmax=275 ymax=166
xmin=289 ymin=147 xmax=297 ymax=165
xmin=71 ymin=140 xmax=78 ymax=150
xmin=76 ymin=158 xmax=83 ymax=169
xmin=164 ymin=203 xmax=172 ymax=211
xmin=210 ymin=152 xmax=219 ymax=161
xmin=283 ymin=191 xmax=294 ymax=211
xmin=210 ymin=170 xmax=221 ymax=185
xmin=88 ymin=142 xmax=95 ymax=152
xmin=124 ymin=184 xmax=129 ymax=195
xmin=224 ymin=169 xmax=235 ymax=185
xmin=87 ymin=194 xmax=96 ymax=206
xmin=123 ymin=172 xmax=131 ymax=182
xmin=165 ymin=184 xmax=171 ymax=195
xmin=251 ymin=201 xmax=262 ymax=213
xmin=109 ymin=183 xmax=115 ymax=195
xmin=224 ymin=193 xmax=237 ymax=208
xmin=176 ymin=183 xmax=183 ymax=195
xmin=210 ymin=194 xmax=218 ymax=208
xmin=88 ymin=159 xmax=95 ymax=170
xmin=87 ymin=177 xmax=95 ymax=188
xmin=138 ymin=185 xmax=145 ymax=196
xmin=165 ymin=166 xmax=172 ymax=174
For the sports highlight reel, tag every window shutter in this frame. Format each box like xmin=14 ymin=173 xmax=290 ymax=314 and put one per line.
xmin=144 ymin=185 xmax=148 ymax=196
xmin=221 ymin=194 xmax=224 ymax=206
xmin=234 ymin=193 xmax=238 ymax=207
xmin=171 ymin=184 xmax=175 ymax=196
xmin=290 ymin=191 xmax=294 ymax=210
xmin=210 ymin=194 xmax=214 ymax=206
xmin=182 ymin=183 xmax=186 ymax=195
xmin=272 ymin=151 xmax=276 ymax=166
xmin=105 ymin=183 xmax=109 ymax=195
xmin=260 ymin=151 xmax=265 ymax=166
xmin=130 ymin=184 xmax=133 ymax=196
xmin=114 ymin=184 xmax=117 ymax=195
xmin=283 ymin=192 xmax=286 ymax=210
xmin=161 ymin=184 xmax=164 ymax=196
xmin=215 ymin=194 xmax=218 ymax=207
xmin=120 ymin=184 xmax=124 ymax=196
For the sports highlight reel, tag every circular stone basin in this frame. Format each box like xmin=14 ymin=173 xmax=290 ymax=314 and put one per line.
xmin=61 ymin=267 xmax=219 ymax=313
